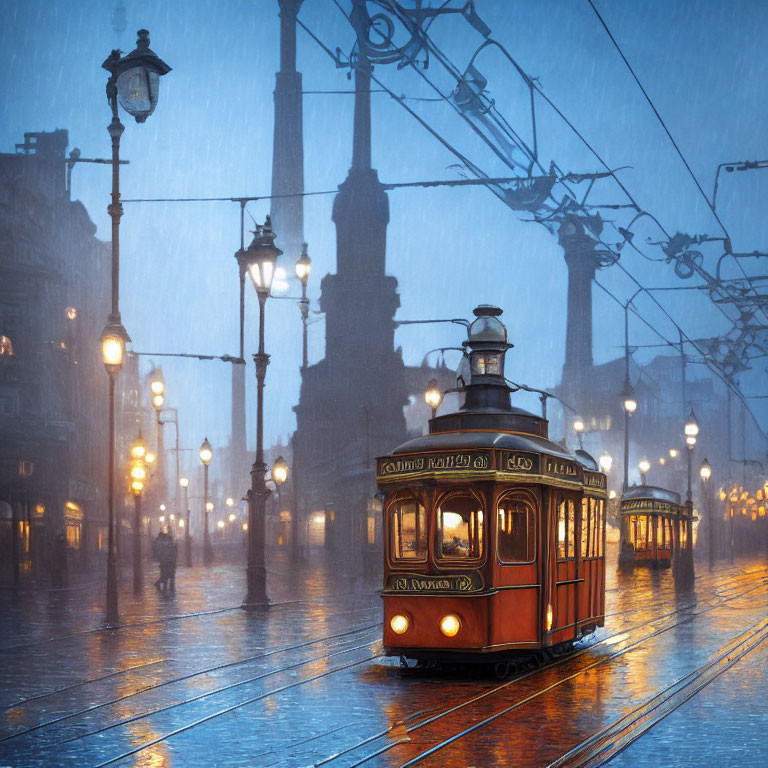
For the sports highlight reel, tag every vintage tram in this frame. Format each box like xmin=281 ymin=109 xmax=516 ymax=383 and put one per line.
xmin=619 ymin=485 xmax=692 ymax=568
xmin=376 ymin=306 xmax=607 ymax=663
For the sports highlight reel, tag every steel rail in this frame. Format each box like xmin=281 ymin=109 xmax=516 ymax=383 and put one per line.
xmin=391 ymin=578 xmax=768 ymax=768
xmin=0 ymin=622 xmax=380 ymax=744
xmin=307 ymin=570 xmax=767 ymax=767
xmin=547 ymin=615 xmax=768 ymax=767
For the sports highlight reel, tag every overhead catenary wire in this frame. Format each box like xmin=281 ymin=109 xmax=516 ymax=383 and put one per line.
xmin=586 ymin=0 xmax=768 ymax=327
xmin=299 ymin=7 xmax=748 ymax=379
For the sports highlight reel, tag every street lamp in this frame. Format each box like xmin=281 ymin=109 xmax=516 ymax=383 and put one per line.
xmin=199 ymin=437 xmax=213 ymax=565
xmin=573 ymin=418 xmax=585 ymax=450
xmin=599 ymin=451 xmax=613 ymax=474
xmin=273 ymin=455 xmax=288 ymax=522
xmin=240 ymin=216 xmax=281 ymax=607
xmin=621 ymin=381 xmax=637 ymax=493
xmin=700 ymin=457 xmax=713 ymax=568
xmin=130 ymin=434 xmax=148 ymax=593
xmin=425 ymin=379 xmax=442 ymax=420
xmin=684 ymin=409 xmax=699 ymax=504
xmin=100 ymin=29 xmax=170 ymax=626
xmin=638 ymin=457 xmax=651 ymax=486
xmin=295 ymin=243 xmax=312 ymax=371
xmin=179 ymin=476 xmax=191 ymax=566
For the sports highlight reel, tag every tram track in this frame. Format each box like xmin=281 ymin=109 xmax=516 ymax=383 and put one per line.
xmin=291 ymin=570 xmax=768 ymax=767
xmin=547 ymin=614 xmax=768 ymax=767
xmin=0 ymin=594 xmax=381 ymax=653
xmin=0 ymin=622 xmax=380 ymax=744
xmin=6 ymin=565 xmax=766 ymax=767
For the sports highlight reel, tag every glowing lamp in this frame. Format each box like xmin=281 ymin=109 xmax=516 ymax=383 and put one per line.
xmin=439 ymin=614 xmax=461 ymax=638
xmin=199 ymin=437 xmax=213 ymax=466
xmin=272 ymin=456 xmax=288 ymax=485
xmin=295 ymin=242 xmax=311 ymax=284
xmin=390 ymin=614 xmax=409 ymax=635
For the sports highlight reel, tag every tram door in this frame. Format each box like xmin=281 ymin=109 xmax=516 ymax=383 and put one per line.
xmin=550 ymin=492 xmax=580 ymax=644
xmin=579 ymin=497 xmax=604 ymax=627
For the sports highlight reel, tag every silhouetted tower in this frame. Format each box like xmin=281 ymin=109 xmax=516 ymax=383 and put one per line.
xmin=558 ymin=215 xmax=602 ymax=410
xmin=270 ymin=0 xmax=304 ymax=262
xmin=292 ymin=24 xmax=408 ymax=570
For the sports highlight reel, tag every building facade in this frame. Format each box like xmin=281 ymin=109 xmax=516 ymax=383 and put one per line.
xmin=0 ymin=130 xmax=114 ymax=581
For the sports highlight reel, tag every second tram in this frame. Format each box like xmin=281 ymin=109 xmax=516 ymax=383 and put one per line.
xmin=619 ymin=485 xmax=692 ymax=568
xmin=377 ymin=305 xmax=607 ymax=663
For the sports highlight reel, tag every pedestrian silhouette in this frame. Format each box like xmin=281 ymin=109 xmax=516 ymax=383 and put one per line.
xmin=152 ymin=529 xmax=178 ymax=594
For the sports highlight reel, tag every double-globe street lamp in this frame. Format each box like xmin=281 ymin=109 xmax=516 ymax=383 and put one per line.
xmin=100 ymin=30 xmax=170 ymax=626
xmin=236 ymin=217 xmax=282 ymax=607
xmin=129 ymin=434 xmax=149 ymax=594
xmin=199 ymin=438 xmax=213 ymax=565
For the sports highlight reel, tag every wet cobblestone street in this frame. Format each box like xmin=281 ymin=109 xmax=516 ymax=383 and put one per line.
xmin=2 ymin=545 xmax=767 ymax=767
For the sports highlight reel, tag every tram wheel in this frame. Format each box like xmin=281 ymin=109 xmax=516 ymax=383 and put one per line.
xmin=493 ymin=661 xmax=510 ymax=680
xmin=399 ymin=655 xmax=409 ymax=669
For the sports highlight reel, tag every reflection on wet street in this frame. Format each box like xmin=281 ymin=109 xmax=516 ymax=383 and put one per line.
xmin=1 ymin=544 xmax=766 ymax=767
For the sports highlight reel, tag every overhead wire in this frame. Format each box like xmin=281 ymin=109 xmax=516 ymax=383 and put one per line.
xmin=299 ymin=3 xmax=765 ymax=442
xmin=586 ymin=0 xmax=768 ymax=327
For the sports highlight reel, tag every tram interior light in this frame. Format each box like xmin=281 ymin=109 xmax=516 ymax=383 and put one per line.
xmin=442 ymin=512 xmax=464 ymax=531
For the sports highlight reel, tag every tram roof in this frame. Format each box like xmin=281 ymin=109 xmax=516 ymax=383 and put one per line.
xmin=391 ymin=429 xmax=598 ymax=470
xmin=621 ymin=485 xmax=682 ymax=505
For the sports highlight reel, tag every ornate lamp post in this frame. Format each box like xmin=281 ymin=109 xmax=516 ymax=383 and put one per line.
xmin=425 ymin=379 xmax=442 ymax=420
xmin=638 ymin=457 xmax=651 ymax=486
xmin=180 ymin=477 xmax=191 ymax=566
xmin=684 ymin=409 xmax=699 ymax=504
xmin=240 ymin=217 xmax=282 ymax=607
xmin=621 ymin=382 xmax=637 ymax=492
xmin=199 ymin=438 xmax=213 ymax=565
xmin=699 ymin=458 xmax=713 ymax=568
xmin=101 ymin=30 xmax=170 ymax=626
xmin=295 ymin=243 xmax=312 ymax=370
xmin=573 ymin=418 xmax=585 ymax=450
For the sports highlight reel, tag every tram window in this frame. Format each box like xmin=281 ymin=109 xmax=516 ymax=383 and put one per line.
xmin=580 ymin=499 xmax=589 ymax=559
xmin=636 ymin=516 xmax=648 ymax=550
xmin=391 ymin=500 xmax=427 ymax=561
xmin=598 ymin=500 xmax=605 ymax=557
xmin=567 ymin=500 xmax=576 ymax=559
xmin=557 ymin=500 xmax=567 ymax=560
xmin=497 ymin=495 xmax=535 ymax=563
xmin=437 ymin=494 xmax=483 ymax=560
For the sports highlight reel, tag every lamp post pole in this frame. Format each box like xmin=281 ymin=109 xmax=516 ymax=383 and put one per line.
xmin=247 ymin=291 xmax=270 ymax=606
xmin=241 ymin=217 xmax=281 ymax=608
xmin=101 ymin=30 xmax=170 ymax=626
xmin=132 ymin=489 xmax=143 ymax=593
xmin=203 ymin=463 xmax=211 ymax=564
xmin=199 ymin=438 xmax=213 ymax=565
xmin=180 ymin=478 xmax=191 ymax=566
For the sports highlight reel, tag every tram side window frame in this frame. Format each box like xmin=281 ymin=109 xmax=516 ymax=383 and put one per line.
xmin=389 ymin=496 xmax=427 ymax=563
xmin=496 ymin=490 xmax=537 ymax=564
xmin=435 ymin=490 xmax=485 ymax=563
xmin=556 ymin=495 xmax=576 ymax=562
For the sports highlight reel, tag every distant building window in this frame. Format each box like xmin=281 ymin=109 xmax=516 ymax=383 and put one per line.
xmin=0 ymin=336 xmax=13 ymax=356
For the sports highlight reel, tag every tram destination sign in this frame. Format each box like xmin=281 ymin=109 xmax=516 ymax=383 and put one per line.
xmin=385 ymin=572 xmax=483 ymax=593
xmin=544 ymin=457 xmax=579 ymax=480
xmin=377 ymin=451 xmax=491 ymax=479
xmin=501 ymin=451 xmax=540 ymax=474
xmin=621 ymin=498 xmax=679 ymax=515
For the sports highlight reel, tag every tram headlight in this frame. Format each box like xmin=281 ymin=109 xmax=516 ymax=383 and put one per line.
xmin=439 ymin=614 xmax=461 ymax=637
xmin=546 ymin=603 xmax=554 ymax=632
xmin=390 ymin=614 xmax=410 ymax=635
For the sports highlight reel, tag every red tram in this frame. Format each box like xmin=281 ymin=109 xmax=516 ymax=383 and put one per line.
xmin=619 ymin=486 xmax=692 ymax=568
xmin=376 ymin=306 xmax=607 ymax=664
